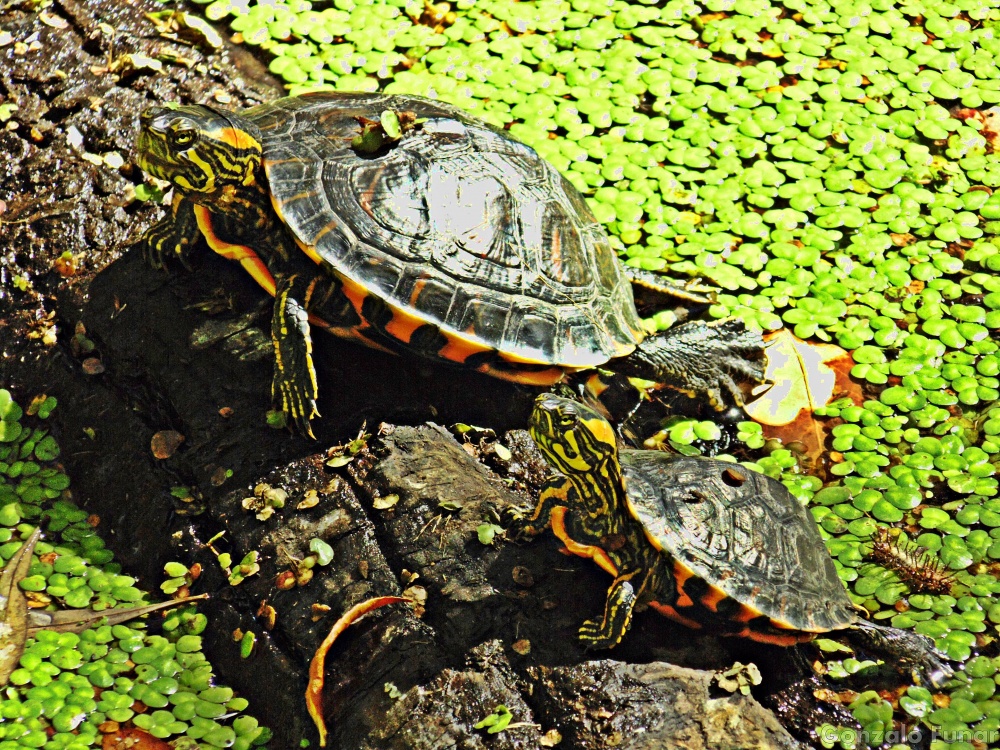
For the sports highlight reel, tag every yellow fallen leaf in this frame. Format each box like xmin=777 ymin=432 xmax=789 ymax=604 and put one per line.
xmin=745 ymin=329 xmax=863 ymax=475
xmin=744 ymin=329 xmax=849 ymax=427
xmin=372 ymin=493 xmax=399 ymax=510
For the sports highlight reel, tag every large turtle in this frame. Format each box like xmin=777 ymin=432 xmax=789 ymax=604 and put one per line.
xmin=135 ymin=92 xmax=764 ymax=436
xmin=510 ymin=394 xmax=952 ymax=687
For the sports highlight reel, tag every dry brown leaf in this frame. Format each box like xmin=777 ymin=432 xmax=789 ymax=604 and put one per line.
xmin=150 ymin=430 xmax=184 ymax=459
xmin=297 ymin=489 xmax=320 ymax=510
xmin=307 ymin=596 xmax=409 ymax=747
xmin=540 ymin=729 xmax=563 ymax=747
xmin=372 ymin=493 xmax=399 ymax=510
xmin=0 ymin=528 xmax=41 ymax=686
xmin=745 ymin=329 xmax=851 ymax=425
xmin=26 ymin=593 xmax=208 ymax=637
xmin=102 ymin=727 xmax=172 ymax=750
xmin=82 ymin=357 xmax=105 ymax=375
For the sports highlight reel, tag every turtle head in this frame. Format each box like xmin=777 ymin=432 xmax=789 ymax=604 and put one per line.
xmin=529 ymin=394 xmax=618 ymax=475
xmin=137 ymin=105 xmax=263 ymax=195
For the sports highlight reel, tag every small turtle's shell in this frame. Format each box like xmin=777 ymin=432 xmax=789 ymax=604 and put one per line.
xmin=245 ymin=92 xmax=644 ymax=370
xmin=619 ymin=452 xmax=858 ymax=633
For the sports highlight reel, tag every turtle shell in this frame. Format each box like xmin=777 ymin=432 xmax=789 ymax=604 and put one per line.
xmin=244 ymin=92 xmax=644 ymax=371
xmin=618 ymin=452 xmax=858 ymax=633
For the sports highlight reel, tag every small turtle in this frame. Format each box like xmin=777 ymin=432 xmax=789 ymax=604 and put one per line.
xmin=510 ymin=394 xmax=951 ymax=687
xmin=135 ymin=92 xmax=764 ymax=436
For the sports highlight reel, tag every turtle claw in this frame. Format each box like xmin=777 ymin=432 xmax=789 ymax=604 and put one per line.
xmin=507 ymin=483 xmax=567 ymax=540
xmin=272 ymin=372 xmax=319 ymax=439
xmin=849 ymin=620 xmax=953 ymax=689
xmin=140 ymin=204 xmax=199 ymax=271
xmin=578 ymin=617 xmax=627 ymax=651
xmin=578 ymin=579 xmax=636 ymax=650
xmin=503 ymin=505 xmax=544 ymax=540
xmin=578 ymin=619 xmax=620 ymax=650
xmin=621 ymin=318 xmax=766 ymax=409
xmin=272 ymin=279 xmax=320 ymax=439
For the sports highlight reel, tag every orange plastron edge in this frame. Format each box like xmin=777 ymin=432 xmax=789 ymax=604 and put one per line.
xmin=193 ymin=205 xmax=276 ymax=296
xmin=549 ymin=506 xmax=619 ymax=578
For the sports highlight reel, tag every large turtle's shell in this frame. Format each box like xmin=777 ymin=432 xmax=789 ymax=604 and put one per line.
xmin=619 ymin=452 xmax=858 ymax=632
xmin=245 ymin=92 xmax=644 ymax=368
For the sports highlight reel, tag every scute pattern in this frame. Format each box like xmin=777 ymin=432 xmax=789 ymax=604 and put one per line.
xmin=247 ymin=92 xmax=643 ymax=367
xmin=618 ymin=452 xmax=857 ymax=632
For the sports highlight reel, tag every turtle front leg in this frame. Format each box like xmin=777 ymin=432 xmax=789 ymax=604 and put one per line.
xmin=505 ymin=481 xmax=567 ymax=539
xmin=616 ymin=318 xmax=767 ymax=409
xmin=579 ymin=570 xmax=644 ymax=650
xmin=272 ymin=275 xmax=320 ymax=438
xmin=141 ymin=195 xmax=200 ymax=270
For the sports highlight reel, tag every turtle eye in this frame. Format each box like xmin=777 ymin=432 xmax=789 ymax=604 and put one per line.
xmin=169 ymin=129 xmax=199 ymax=148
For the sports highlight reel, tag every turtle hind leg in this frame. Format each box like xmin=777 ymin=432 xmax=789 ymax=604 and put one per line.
xmin=615 ymin=318 xmax=767 ymax=410
xmin=140 ymin=196 xmax=200 ymax=271
xmin=272 ymin=275 xmax=319 ymax=438
xmin=579 ymin=574 xmax=639 ymax=650
xmin=846 ymin=620 xmax=952 ymax=688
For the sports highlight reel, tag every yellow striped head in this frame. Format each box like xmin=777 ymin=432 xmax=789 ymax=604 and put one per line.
xmin=136 ymin=105 xmax=262 ymax=194
xmin=529 ymin=394 xmax=617 ymax=475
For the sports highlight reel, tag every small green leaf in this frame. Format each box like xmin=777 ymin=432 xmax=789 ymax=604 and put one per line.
xmin=240 ymin=630 xmax=256 ymax=658
xmin=133 ymin=184 xmax=163 ymax=203
xmin=384 ymin=682 xmax=402 ymax=700
xmin=309 ymin=538 xmax=334 ymax=566
xmin=475 ymin=705 xmax=513 ymax=734
xmin=160 ymin=578 xmax=183 ymax=594
xmin=814 ymin=638 xmax=852 ymax=653
xmin=33 ymin=435 xmax=59 ymax=461
xmin=36 ymin=397 xmax=57 ymax=419
xmin=0 ymin=421 xmax=22 ymax=443
xmin=164 ymin=562 xmax=189 ymax=578
xmin=380 ymin=109 xmax=402 ymax=140
xmin=238 ymin=551 xmax=260 ymax=570
xmin=477 ymin=523 xmax=504 ymax=545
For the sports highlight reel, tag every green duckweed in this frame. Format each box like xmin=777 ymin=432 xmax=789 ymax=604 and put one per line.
xmin=0 ymin=391 xmax=271 ymax=749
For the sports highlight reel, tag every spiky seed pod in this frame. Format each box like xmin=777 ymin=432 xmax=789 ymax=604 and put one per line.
xmin=866 ymin=527 xmax=954 ymax=596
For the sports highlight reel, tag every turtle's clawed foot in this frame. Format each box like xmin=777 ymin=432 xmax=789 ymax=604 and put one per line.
xmin=272 ymin=279 xmax=319 ymax=439
xmin=849 ymin=620 xmax=953 ymax=688
xmin=624 ymin=319 xmax=767 ymax=410
xmin=579 ymin=579 xmax=636 ymax=650
xmin=579 ymin=616 xmax=627 ymax=651
xmin=272 ymin=370 xmax=319 ymax=439
xmin=140 ymin=210 xmax=198 ymax=271
xmin=503 ymin=505 xmax=542 ymax=541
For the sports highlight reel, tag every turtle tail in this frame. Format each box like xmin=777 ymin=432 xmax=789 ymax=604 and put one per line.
xmin=847 ymin=620 xmax=952 ymax=688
